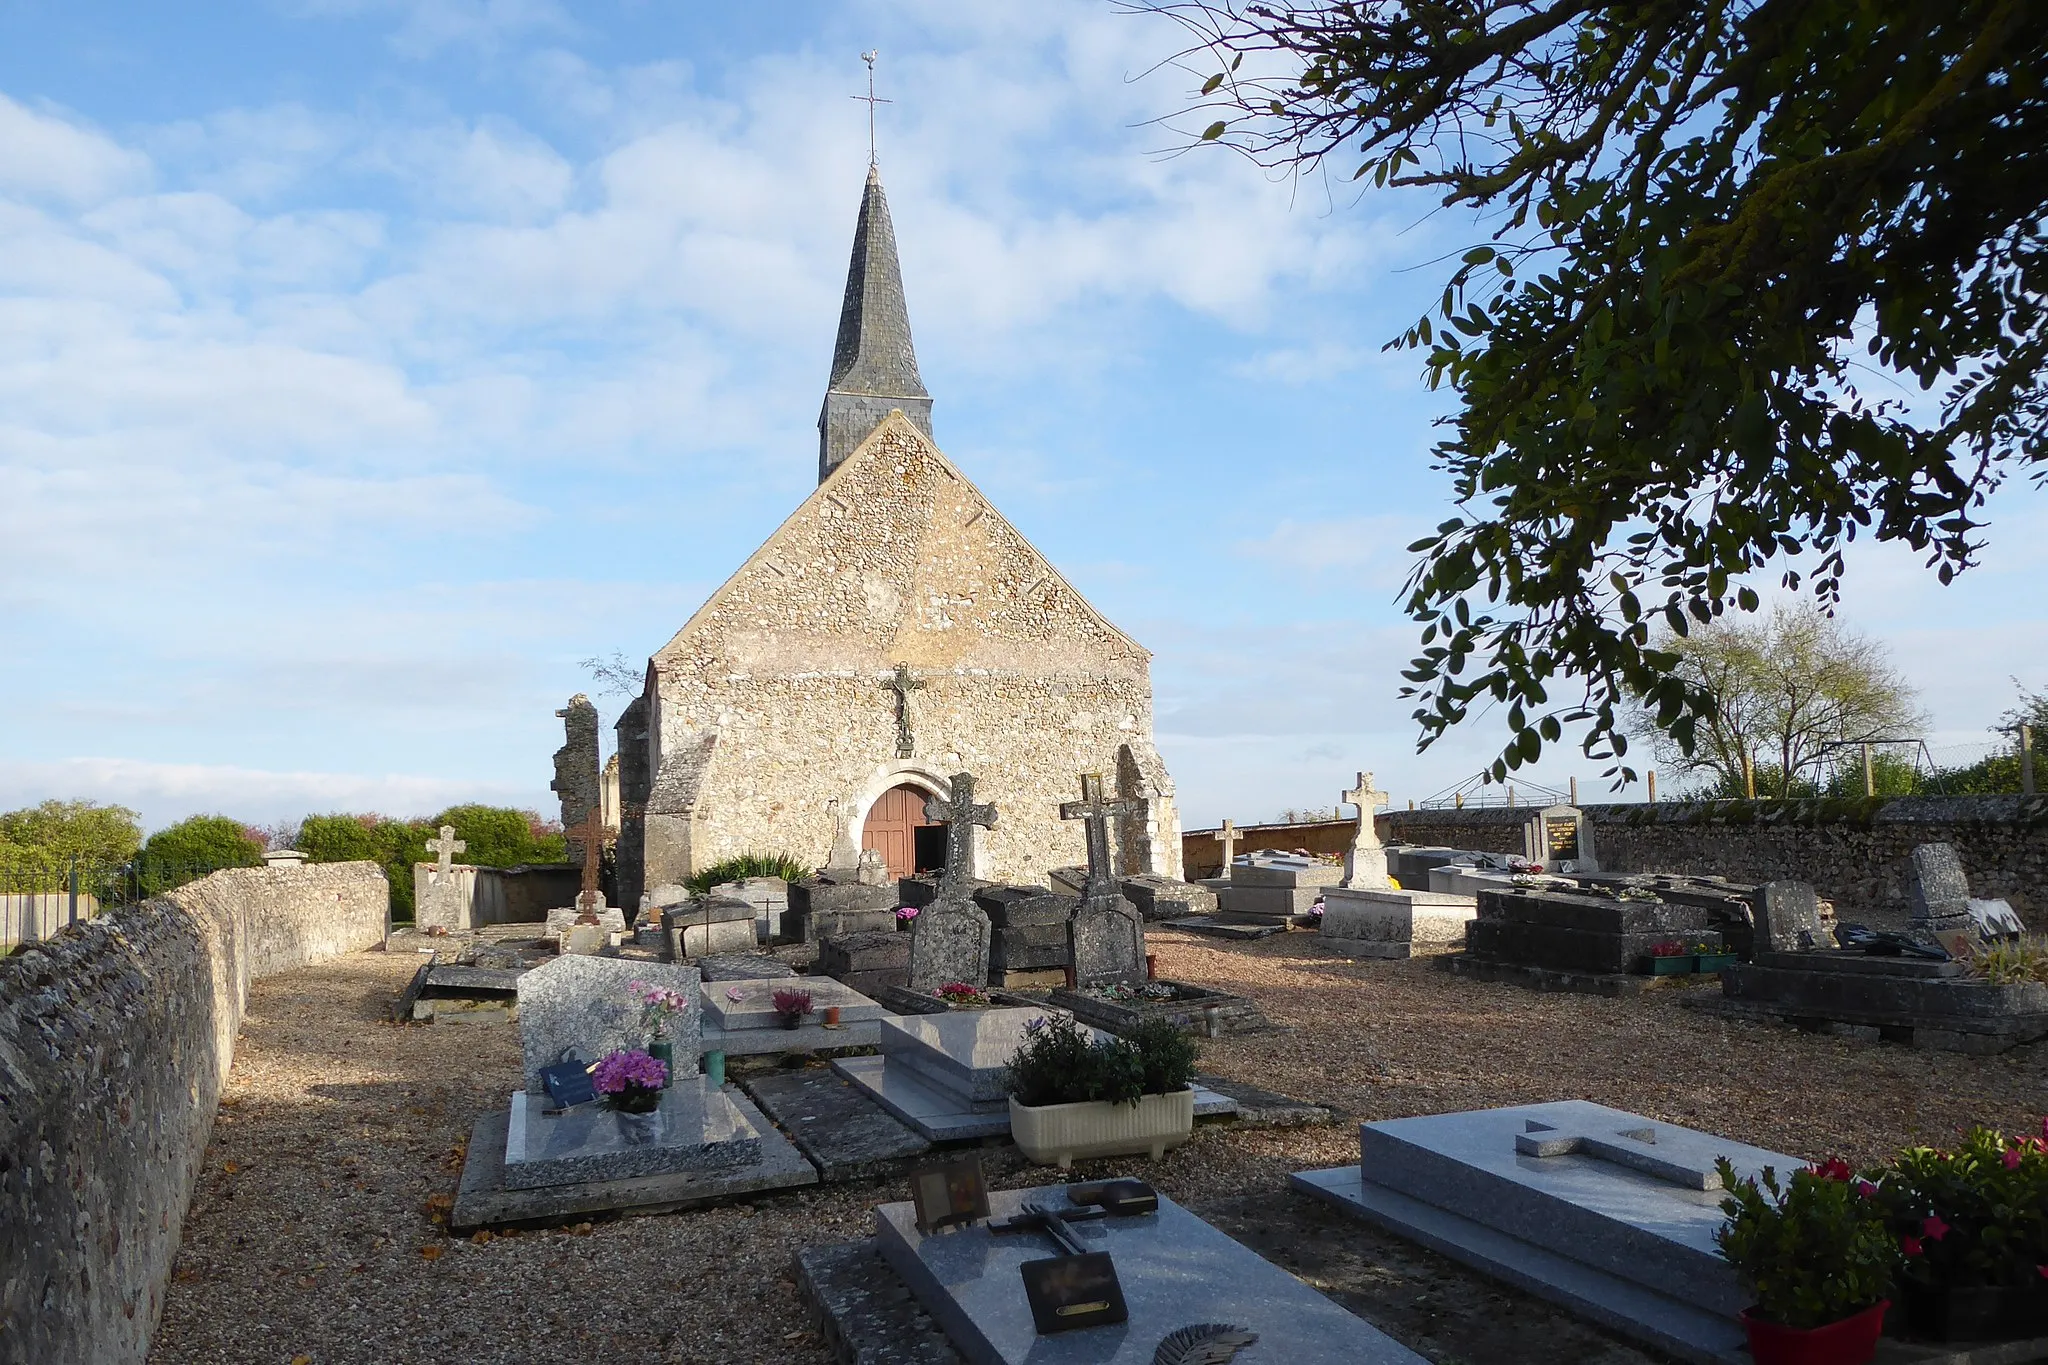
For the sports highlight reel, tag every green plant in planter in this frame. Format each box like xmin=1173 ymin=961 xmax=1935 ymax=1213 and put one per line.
xmin=1873 ymin=1124 xmax=2048 ymax=1290
xmin=1005 ymin=1014 xmax=1198 ymax=1109
xmin=1715 ymin=1157 xmax=1901 ymax=1329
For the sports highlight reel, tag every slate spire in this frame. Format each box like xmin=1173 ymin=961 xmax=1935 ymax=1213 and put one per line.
xmin=818 ymin=165 xmax=933 ymax=481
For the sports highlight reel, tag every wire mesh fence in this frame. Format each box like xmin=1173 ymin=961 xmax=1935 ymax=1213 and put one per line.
xmin=0 ymin=855 xmax=251 ymax=948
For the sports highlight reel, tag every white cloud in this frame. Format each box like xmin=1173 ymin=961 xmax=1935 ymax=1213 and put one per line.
xmin=0 ymin=94 xmax=152 ymax=206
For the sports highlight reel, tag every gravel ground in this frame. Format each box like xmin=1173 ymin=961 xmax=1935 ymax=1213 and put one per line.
xmin=148 ymin=931 xmax=2048 ymax=1365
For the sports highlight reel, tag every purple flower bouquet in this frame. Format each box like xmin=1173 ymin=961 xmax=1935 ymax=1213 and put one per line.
xmin=592 ymin=1048 xmax=667 ymax=1114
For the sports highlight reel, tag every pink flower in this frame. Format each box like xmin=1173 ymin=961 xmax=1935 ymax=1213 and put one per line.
xmin=1855 ymin=1181 xmax=1878 ymax=1199
xmin=1923 ymin=1214 xmax=1951 ymax=1242
xmin=1901 ymin=1235 xmax=1925 ymax=1258
xmin=2038 ymin=1265 xmax=2048 ymax=1280
xmin=1809 ymin=1158 xmax=1854 ymax=1182
xmin=725 ymin=986 xmax=746 ymax=1002
xmin=2007 ymin=1148 xmax=2025 ymax=1170
xmin=592 ymin=1048 xmax=667 ymax=1094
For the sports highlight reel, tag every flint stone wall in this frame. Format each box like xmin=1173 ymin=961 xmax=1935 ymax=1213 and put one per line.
xmin=1381 ymin=797 xmax=2048 ymax=924
xmin=0 ymin=862 xmax=388 ymax=1365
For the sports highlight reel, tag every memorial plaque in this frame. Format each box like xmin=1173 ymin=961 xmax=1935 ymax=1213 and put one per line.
xmin=911 ymin=1154 xmax=991 ymax=1234
xmin=1546 ymin=816 xmax=1580 ymax=862
xmin=1021 ymin=1252 xmax=1127 ymax=1335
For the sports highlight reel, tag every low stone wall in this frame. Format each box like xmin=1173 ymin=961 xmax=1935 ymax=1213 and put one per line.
xmin=1382 ymin=798 xmax=2048 ymax=923
xmin=0 ymin=862 xmax=387 ymax=1365
xmin=410 ymin=862 xmax=579 ymax=931
xmin=1180 ymin=819 xmax=1354 ymax=878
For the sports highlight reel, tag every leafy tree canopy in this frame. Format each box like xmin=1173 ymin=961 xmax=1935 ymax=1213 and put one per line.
xmin=140 ymin=816 xmax=265 ymax=872
xmin=429 ymin=805 xmax=566 ymax=867
xmin=1144 ymin=0 xmax=2048 ymax=783
xmin=0 ymin=800 xmax=142 ymax=864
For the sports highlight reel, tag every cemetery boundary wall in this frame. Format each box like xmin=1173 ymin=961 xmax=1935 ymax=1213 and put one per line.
xmin=1180 ymin=820 xmax=1354 ymax=878
xmin=408 ymin=861 xmax=579 ymax=929
xmin=1381 ymin=796 xmax=2048 ymax=923
xmin=0 ymin=861 xmax=388 ymax=1365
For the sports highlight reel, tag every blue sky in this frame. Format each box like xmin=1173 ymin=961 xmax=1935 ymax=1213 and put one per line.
xmin=1 ymin=0 xmax=2041 ymax=833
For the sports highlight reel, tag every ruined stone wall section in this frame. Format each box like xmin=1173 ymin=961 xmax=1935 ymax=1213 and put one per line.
xmin=643 ymin=414 xmax=1172 ymax=886
xmin=0 ymin=863 xmax=387 ymax=1365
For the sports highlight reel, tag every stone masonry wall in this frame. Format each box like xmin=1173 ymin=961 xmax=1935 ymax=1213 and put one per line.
xmin=644 ymin=413 xmax=1181 ymax=886
xmin=0 ymin=862 xmax=387 ymax=1365
xmin=1382 ymin=798 xmax=2048 ymax=923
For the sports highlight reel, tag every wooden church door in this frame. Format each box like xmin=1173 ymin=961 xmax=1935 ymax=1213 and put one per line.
xmin=862 ymin=784 xmax=939 ymax=880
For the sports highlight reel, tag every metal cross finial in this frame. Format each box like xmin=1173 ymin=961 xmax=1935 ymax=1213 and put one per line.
xmin=852 ymin=50 xmax=890 ymax=167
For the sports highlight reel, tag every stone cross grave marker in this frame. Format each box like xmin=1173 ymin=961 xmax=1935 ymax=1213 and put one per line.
xmin=882 ymin=662 xmax=926 ymax=759
xmin=564 ymin=806 xmax=613 ymax=924
xmin=425 ymin=825 xmax=466 ymax=884
xmin=1062 ymin=773 xmax=1148 ymax=988
xmin=1341 ymin=772 xmax=1391 ymax=889
xmin=1514 ymin=1117 xmax=1725 ymax=1191
xmin=908 ymin=772 xmax=997 ymax=991
xmin=1211 ymin=818 xmax=1240 ymax=877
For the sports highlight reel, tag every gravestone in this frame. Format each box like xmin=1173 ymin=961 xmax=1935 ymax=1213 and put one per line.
xmin=787 ymin=868 xmax=898 ymax=942
xmin=1060 ymin=774 xmax=1148 ymax=988
xmin=907 ymin=774 xmax=997 ymax=992
xmin=1227 ymin=852 xmax=1343 ymax=919
xmin=1455 ymin=885 xmax=1732 ymax=983
xmin=515 ymin=955 xmax=701 ymax=1094
xmin=1523 ymin=804 xmax=1597 ymax=872
xmin=1209 ymin=818 xmax=1240 ymax=879
xmin=975 ymin=886 xmax=1074 ymax=983
xmin=1341 ymin=772 xmax=1392 ymax=889
xmin=821 ymin=929 xmax=912 ymax=995
xmin=1320 ymin=885 xmax=1477 ymax=959
xmin=551 ymin=693 xmax=602 ymax=863
xmin=1909 ymin=842 xmax=1977 ymax=958
xmin=1117 ymin=874 xmax=1217 ymax=921
xmin=416 ymin=825 xmax=469 ymax=931
xmin=1754 ymin=880 xmax=1822 ymax=953
xmin=662 ymin=897 xmax=758 ymax=959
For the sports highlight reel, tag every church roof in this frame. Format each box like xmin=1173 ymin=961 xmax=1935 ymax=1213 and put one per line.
xmin=818 ymin=167 xmax=934 ymax=479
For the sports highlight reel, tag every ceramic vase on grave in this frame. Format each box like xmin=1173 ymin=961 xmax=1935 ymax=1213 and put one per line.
xmin=648 ymin=1041 xmax=675 ymax=1087
xmin=705 ymin=1050 xmax=727 ymax=1088
xmin=1739 ymin=1301 xmax=1888 ymax=1365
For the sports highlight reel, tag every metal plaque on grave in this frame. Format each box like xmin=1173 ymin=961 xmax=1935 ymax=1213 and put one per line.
xmin=907 ymin=773 xmax=997 ymax=992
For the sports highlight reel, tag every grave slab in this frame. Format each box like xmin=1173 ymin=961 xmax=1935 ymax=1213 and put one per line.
xmin=881 ymin=1008 xmax=1048 ymax=1105
xmin=1320 ymin=886 xmax=1477 ymax=958
xmin=701 ymin=976 xmax=885 ymax=1031
xmin=875 ymin=1184 xmax=1430 ymax=1365
xmin=702 ymin=1017 xmax=883 ymax=1058
xmin=740 ymin=1067 xmax=932 ymax=1181
xmin=832 ymin=1057 xmax=1241 ymax=1144
xmin=693 ymin=953 xmax=799 ymax=981
xmin=502 ymin=1076 xmax=761 ymax=1189
xmin=796 ymin=1239 xmax=964 ymax=1365
xmin=1291 ymin=1100 xmax=1808 ymax=1365
xmin=1161 ymin=916 xmax=1289 ymax=942
xmin=449 ymin=1086 xmax=815 ymax=1232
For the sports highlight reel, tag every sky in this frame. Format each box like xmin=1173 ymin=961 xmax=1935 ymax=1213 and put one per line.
xmin=1 ymin=0 xmax=2042 ymax=834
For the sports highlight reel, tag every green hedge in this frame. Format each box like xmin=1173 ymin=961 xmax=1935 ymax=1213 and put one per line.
xmin=297 ymin=807 xmax=566 ymax=920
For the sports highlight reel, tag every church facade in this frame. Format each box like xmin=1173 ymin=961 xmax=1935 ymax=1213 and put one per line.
xmin=613 ymin=166 xmax=1181 ymax=904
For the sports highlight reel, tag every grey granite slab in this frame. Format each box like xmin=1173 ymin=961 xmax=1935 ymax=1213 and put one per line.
xmin=1291 ymin=1165 xmax=1746 ymax=1365
xmin=876 ymin=1184 xmax=1429 ymax=1365
xmin=741 ymin=1067 xmax=932 ymax=1181
xmin=1321 ymin=886 xmax=1475 ymax=949
xmin=449 ymin=1087 xmax=815 ymax=1232
xmin=1161 ymin=916 xmax=1289 ymax=941
xmin=702 ymin=976 xmax=885 ymax=1031
xmin=702 ymin=1018 xmax=883 ymax=1058
xmin=833 ymin=1054 xmax=1239 ymax=1144
xmin=1231 ymin=860 xmax=1344 ymax=889
xmin=694 ymin=953 xmax=799 ymax=981
xmin=879 ymin=1008 xmax=1049 ymax=1105
xmin=1222 ymin=885 xmax=1326 ymax=918
xmin=502 ymin=1076 xmax=761 ymax=1189
xmin=516 ymin=955 xmax=701 ymax=1093
xmin=425 ymin=963 xmax=524 ymax=993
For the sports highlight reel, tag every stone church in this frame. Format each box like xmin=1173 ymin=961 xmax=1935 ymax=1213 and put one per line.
xmin=611 ymin=165 xmax=1181 ymax=908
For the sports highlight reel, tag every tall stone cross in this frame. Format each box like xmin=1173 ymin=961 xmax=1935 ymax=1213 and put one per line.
xmin=1212 ymin=818 xmax=1240 ymax=876
xmin=564 ymin=807 xmax=613 ymax=923
xmin=1341 ymin=772 xmax=1392 ymax=889
xmin=923 ymin=773 xmax=996 ymax=894
xmin=883 ymin=663 xmax=926 ymax=759
xmin=1060 ymin=774 xmax=1149 ymax=900
xmin=425 ymin=825 xmax=466 ymax=885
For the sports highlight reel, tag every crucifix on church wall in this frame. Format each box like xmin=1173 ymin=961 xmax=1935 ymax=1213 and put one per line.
xmin=882 ymin=662 xmax=926 ymax=758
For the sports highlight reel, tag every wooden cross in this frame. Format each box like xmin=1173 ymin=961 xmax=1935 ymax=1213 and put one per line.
xmin=851 ymin=50 xmax=890 ymax=166
xmin=425 ymin=825 xmax=466 ymax=884
xmin=923 ymin=772 xmax=996 ymax=892
xmin=564 ymin=806 xmax=613 ymax=923
xmin=882 ymin=662 xmax=926 ymax=758
xmin=1212 ymin=818 xmax=1240 ymax=873
xmin=1060 ymin=774 xmax=1149 ymax=899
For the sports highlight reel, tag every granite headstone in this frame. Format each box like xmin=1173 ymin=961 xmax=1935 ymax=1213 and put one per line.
xmin=516 ymin=955 xmax=701 ymax=1094
xmin=1754 ymin=880 xmax=1822 ymax=953
xmin=907 ymin=773 xmax=997 ymax=992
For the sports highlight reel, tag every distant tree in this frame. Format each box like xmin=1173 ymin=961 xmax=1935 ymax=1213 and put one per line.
xmin=298 ymin=813 xmax=428 ymax=918
xmin=138 ymin=816 xmax=265 ymax=891
xmin=1629 ymin=605 xmax=1923 ymax=798
xmin=1142 ymin=0 xmax=2048 ymax=784
xmin=2000 ymin=680 xmax=2048 ymax=735
xmin=579 ymin=650 xmax=643 ymax=698
xmin=0 ymin=800 xmax=142 ymax=864
xmin=430 ymin=804 xmax=567 ymax=866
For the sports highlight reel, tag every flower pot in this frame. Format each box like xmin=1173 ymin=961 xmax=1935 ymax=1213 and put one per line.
xmin=1902 ymin=1281 xmax=2048 ymax=1342
xmin=705 ymin=1050 xmax=726 ymax=1088
xmin=648 ymin=1041 xmax=675 ymax=1087
xmin=778 ymin=1012 xmax=804 ymax=1030
xmin=1008 ymin=1089 xmax=1195 ymax=1169
xmin=1694 ymin=952 xmax=1739 ymax=973
xmin=1649 ymin=955 xmax=1693 ymax=975
xmin=1740 ymin=1301 xmax=1888 ymax=1365
xmin=823 ymin=1005 xmax=842 ymax=1028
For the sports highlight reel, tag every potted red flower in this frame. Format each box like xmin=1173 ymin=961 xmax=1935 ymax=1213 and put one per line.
xmin=1714 ymin=1156 xmax=1900 ymax=1365
xmin=1647 ymin=939 xmax=1694 ymax=975
xmin=1871 ymin=1122 xmax=2048 ymax=1341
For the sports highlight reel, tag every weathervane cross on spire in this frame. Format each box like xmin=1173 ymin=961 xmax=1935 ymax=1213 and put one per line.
xmin=851 ymin=49 xmax=890 ymax=167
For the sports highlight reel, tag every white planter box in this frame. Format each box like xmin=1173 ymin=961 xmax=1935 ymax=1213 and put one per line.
xmin=1007 ymin=1089 xmax=1195 ymax=1169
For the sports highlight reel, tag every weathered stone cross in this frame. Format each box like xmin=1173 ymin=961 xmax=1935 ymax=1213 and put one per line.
xmin=1341 ymin=772 xmax=1392 ymax=889
xmin=923 ymin=773 xmax=996 ymax=893
xmin=425 ymin=825 xmax=466 ymax=885
xmin=1212 ymin=818 xmax=1240 ymax=874
xmin=1060 ymin=773 xmax=1149 ymax=899
xmin=1514 ymin=1118 xmax=1725 ymax=1191
xmin=564 ymin=807 xmax=613 ymax=923
xmin=882 ymin=662 xmax=926 ymax=758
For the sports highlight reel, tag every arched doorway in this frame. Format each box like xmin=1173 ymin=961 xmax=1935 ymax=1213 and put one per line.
xmin=862 ymin=783 xmax=944 ymax=880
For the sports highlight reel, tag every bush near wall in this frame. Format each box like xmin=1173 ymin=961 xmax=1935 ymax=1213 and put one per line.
xmin=297 ymin=807 xmax=566 ymax=920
